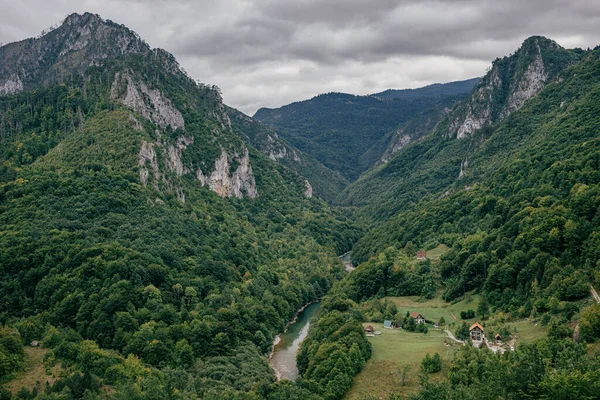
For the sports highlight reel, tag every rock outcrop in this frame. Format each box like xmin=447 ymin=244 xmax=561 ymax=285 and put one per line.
xmin=197 ymin=149 xmax=258 ymax=199
xmin=111 ymin=71 xmax=185 ymax=131
xmin=449 ymin=36 xmax=577 ymax=140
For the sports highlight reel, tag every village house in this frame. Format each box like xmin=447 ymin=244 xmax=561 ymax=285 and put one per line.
xmin=495 ymin=333 xmax=502 ymax=344
xmin=469 ymin=322 xmax=484 ymax=342
xmin=365 ymin=325 xmax=374 ymax=333
xmin=410 ymin=312 xmax=426 ymax=324
xmin=383 ymin=320 xmax=393 ymax=329
xmin=416 ymin=250 xmax=427 ymax=260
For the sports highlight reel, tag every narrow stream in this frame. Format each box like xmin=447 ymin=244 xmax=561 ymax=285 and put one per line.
xmin=269 ymin=302 xmax=322 ymax=381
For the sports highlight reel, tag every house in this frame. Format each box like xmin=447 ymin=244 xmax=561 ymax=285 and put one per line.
xmin=410 ymin=312 xmax=426 ymax=324
xmin=416 ymin=250 xmax=427 ymax=260
xmin=434 ymin=322 xmax=440 ymax=328
xmin=383 ymin=320 xmax=393 ymax=329
xmin=469 ymin=322 xmax=484 ymax=342
xmin=365 ymin=325 xmax=374 ymax=333
xmin=495 ymin=333 xmax=502 ymax=344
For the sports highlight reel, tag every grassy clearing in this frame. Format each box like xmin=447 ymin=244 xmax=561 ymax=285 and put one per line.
xmin=508 ymin=319 xmax=546 ymax=344
xmin=389 ymin=293 xmax=481 ymax=328
xmin=346 ymin=322 xmax=460 ymax=399
xmin=424 ymin=244 xmax=450 ymax=260
xmin=4 ymin=347 xmax=63 ymax=395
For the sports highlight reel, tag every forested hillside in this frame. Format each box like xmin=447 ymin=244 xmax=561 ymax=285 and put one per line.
xmin=253 ymin=79 xmax=478 ymax=181
xmin=0 ymin=13 xmax=362 ymax=399
xmin=348 ymin=40 xmax=600 ymax=311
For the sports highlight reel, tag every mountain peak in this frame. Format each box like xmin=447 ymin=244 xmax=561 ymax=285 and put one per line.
xmin=448 ymin=35 xmax=579 ymax=139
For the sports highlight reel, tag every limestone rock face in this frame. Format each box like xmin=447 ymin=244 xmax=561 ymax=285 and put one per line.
xmin=304 ymin=180 xmax=313 ymax=198
xmin=0 ymin=74 xmax=23 ymax=95
xmin=448 ymin=37 xmax=572 ymax=140
xmin=111 ymin=71 xmax=185 ymax=131
xmin=138 ymin=141 xmax=160 ymax=189
xmin=501 ymin=50 xmax=548 ymax=118
xmin=451 ymin=68 xmax=501 ymax=139
xmin=197 ymin=149 xmax=258 ymax=199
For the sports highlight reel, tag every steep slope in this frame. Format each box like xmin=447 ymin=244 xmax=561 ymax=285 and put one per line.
xmin=347 ymin=44 xmax=600 ymax=313
xmin=339 ymin=36 xmax=583 ymax=223
xmin=226 ymin=106 xmax=349 ymax=202
xmin=253 ymin=79 xmax=478 ymax=181
xmin=0 ymin=13 xmax=362 ymax=399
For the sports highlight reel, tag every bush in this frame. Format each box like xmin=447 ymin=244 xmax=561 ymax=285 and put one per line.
xmin=421 ymin=352 xmax=442 ymax=373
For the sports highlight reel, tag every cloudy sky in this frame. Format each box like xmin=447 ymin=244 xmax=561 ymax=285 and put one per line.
xmin=1 ymin=1 xmax=599 ymax=115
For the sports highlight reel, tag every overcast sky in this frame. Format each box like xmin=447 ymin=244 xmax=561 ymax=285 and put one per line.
xmin=1 ymin=1 xmax=599 ymax=115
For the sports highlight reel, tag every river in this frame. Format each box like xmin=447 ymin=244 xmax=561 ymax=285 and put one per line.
xmin=269 ymin=302 xmax=322 ymax=381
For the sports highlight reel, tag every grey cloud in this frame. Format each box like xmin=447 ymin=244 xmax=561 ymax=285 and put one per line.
xmin=0 ymin=0 xmax=599 ymax=114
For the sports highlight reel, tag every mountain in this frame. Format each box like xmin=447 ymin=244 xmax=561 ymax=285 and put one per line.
xmin=303 ymin=38 xmax=600 ymax=400
xmin=226 ymin=106 xmax=349 ymax=202
xmin=372 ymin=77 xmax=480 ymax=99
xmin=343 ymin=35 xmax=597 ymax=306
xmin=339 ymin=36 xmax=583 ymax=224
xmin=253 ymin=78 xmax=479 ymax=181
xmin=0 ymin=13 xmax=362 ymax=398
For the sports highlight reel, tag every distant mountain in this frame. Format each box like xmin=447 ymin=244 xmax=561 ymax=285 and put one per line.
xmin=372 ymin=77 xmax=480 ymax=99
xmin=253 ymin=79 xmax=479 ymax=181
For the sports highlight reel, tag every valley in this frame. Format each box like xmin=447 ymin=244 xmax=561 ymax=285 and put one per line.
xmin=0 ymin=9 xmax=600 ymax=400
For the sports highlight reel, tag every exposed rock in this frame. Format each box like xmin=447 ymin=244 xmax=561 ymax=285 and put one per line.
xmin=451 ymin=68 xmax=499 ymax=139
xmin=0 ymin=74 xmax=23 ymax=95
xmin=501 ymin=45 xmax=548 ymax=118
xmin=458 ymin=159 xmax=469 ymax=179
xmin=167 ymin=136 xmax=193 ymax=177
xmin=304 ymin=180 xmax=313 ymax=198
xmin=111 ymin=71 xmax=185 ymax=131
xmin=197 ymin=148 xmax=258 ymax=199
xmin=382 ymin=131 xmax=412 ymax=162
xmin=138 ymin=141 xmax=160 ymax=189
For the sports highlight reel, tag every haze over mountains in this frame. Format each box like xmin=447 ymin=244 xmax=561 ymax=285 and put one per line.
xmin=1 ymin=10 xmax=600 ymax=400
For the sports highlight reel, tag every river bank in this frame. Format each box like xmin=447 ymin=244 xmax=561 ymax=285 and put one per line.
xmin=268 ymin=302 xmax=322 ymax=381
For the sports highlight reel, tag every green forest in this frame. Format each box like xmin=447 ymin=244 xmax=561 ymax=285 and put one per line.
xmin=1 ymin=12 xmax=600 ymax=400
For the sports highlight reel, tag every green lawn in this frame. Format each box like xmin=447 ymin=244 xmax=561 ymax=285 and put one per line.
xmin=346 ymin=323 xmax=459 ymax=399
xmin=389 ymin=293 xmax=482 ymax=328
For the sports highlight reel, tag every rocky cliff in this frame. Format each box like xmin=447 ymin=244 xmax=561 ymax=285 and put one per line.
xmin=449 ymin=36 xmax=579 ymax=139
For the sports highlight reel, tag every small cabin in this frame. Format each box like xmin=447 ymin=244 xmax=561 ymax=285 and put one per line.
xmin=469 ymin=322 xmax=484 ymax=342
xmin=410 ymin=312 xmax=426 ymax=324
xmin=383 ymin=320 xmax=393 ymax=329
xmin=365 ymin=325 xmax=374 ymax=333
xmin=416 ymin=250 xmax=427 ymax=260
xmin=495 ymin=333 xmax=502 ymax=344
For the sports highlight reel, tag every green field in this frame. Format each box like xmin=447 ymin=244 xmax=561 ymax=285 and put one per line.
xmin=347 ymin=294 xmax=548 ymax=399
xmin=346 ymin=323 xmax=458 ymax=399
xmin=389 ymin=293 xmax=481 ymax=328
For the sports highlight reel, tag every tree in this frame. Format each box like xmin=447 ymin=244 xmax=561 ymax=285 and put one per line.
xmin=455 ymin=322 xmax=469 ymax=341
xmin=421 ymin=352 xmax=442 ymax=373
xmin=439 ymin=317 xmax=445 ymax=326
xmin=478 ymin=297 xmax=490 ymax=320
xmin=404 ymin=242 xmax=417 ymax=257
